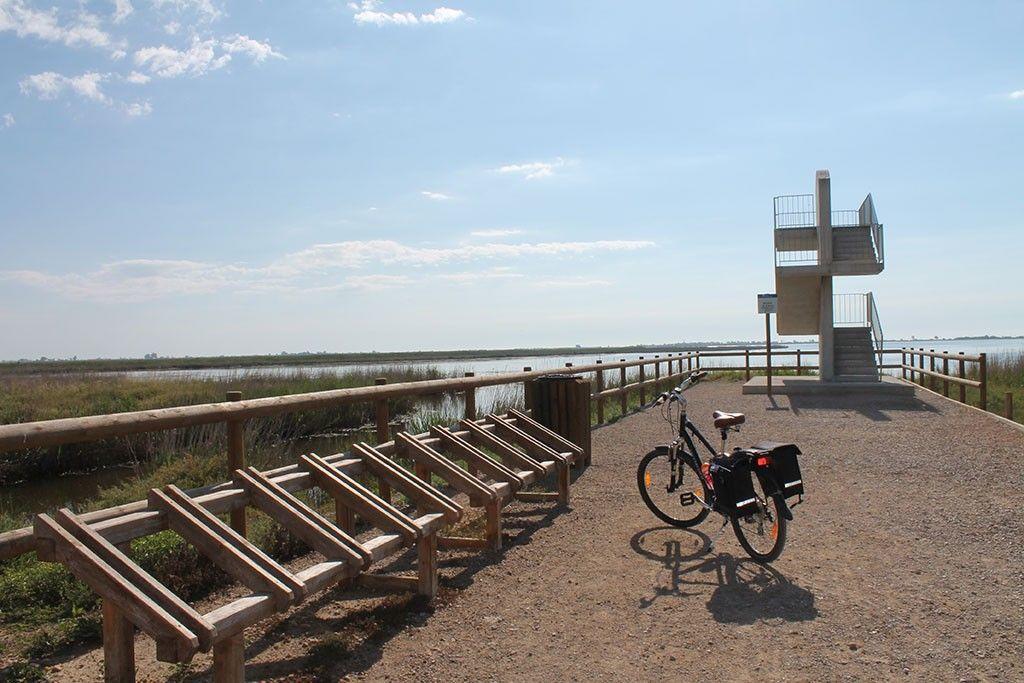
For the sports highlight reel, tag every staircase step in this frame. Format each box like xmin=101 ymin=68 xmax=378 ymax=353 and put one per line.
xmin=837 ymin=366 xmax=878 ymax=375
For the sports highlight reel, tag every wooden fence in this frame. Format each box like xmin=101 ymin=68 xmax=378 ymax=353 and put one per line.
xmin=899 ymin=347 xmax=989 ymax=411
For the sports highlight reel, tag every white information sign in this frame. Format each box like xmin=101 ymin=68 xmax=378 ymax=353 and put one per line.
xmin=757 ymin=293 xmax=778 ymax=315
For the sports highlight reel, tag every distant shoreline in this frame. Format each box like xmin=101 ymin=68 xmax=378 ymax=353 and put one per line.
xmin=2 ymin=336 xmax=1019 ymax=375
xmin=0 ymin=343 xmax=763 ymax=375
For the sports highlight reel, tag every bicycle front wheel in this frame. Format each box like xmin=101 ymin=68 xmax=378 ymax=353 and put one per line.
xmin=731 ymin=473 xmax=787 ymax=563
xmin=637 ymin=449 xmax=711 ymax=528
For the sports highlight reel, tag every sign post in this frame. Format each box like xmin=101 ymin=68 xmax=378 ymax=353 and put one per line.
xmin=757 ymin=294 xmax=778 ymax=397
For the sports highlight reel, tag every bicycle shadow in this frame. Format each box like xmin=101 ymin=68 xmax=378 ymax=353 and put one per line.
xmin=629 ymin=526 xmax=818 ymax=624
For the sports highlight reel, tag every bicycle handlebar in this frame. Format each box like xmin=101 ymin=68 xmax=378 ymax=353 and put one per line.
xmin=648 ymin=371 xmax=708 ymax=407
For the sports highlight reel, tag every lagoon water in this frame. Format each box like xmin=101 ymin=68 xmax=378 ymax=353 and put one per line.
xmin=118 ymin=338 xmax=1023 ymax=381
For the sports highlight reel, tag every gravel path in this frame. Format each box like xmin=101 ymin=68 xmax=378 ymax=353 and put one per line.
xmin=47 ymin=380 xmax=1024 ymax=681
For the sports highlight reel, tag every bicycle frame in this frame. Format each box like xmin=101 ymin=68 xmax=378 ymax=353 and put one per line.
xmin=663 ymin=400 xmax=719 ymax=502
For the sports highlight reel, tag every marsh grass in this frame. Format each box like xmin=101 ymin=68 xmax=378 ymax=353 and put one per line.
xmin=905 ymin=351 xmax=1022 ymax=423
xmin=0 ymin=366 xmax=448 ymax=484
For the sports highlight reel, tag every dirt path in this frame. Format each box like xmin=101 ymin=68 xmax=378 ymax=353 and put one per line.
xmin=46 ymin=380 xmax=1024 ymax=681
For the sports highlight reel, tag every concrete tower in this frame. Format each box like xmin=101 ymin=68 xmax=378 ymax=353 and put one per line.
xmin=773 ymin=170 xmax=885 ymax=382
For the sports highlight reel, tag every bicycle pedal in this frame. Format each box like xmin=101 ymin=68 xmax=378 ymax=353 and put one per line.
xmin=679 ymin=492 xmax=695 ymax=506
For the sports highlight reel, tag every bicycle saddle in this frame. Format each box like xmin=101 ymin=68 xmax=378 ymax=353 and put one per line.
xmin=712 ymin=411 xmax=745 ymax=428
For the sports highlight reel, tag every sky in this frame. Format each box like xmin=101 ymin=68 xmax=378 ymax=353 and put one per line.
xmin=0 ymin=1 xmax=1022 ymax=360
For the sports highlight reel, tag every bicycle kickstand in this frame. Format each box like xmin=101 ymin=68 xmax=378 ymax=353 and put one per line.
xmin=706 ymin=516 xmax=730 ymax=554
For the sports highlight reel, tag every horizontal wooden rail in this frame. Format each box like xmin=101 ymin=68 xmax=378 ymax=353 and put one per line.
xmin=899 ymin=364 xmax=981 ymax=388
xmin=900 ymin=347 xmax=983 ymax=363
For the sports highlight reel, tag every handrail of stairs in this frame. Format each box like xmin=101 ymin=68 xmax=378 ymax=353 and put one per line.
xmin=867 ymin=292 xmax=884 ymax=378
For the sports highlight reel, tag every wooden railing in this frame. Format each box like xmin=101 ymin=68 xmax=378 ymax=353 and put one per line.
xmin=0 ymin=345 xmax=997 ymax=553
xmin=899 ymin=347 xmax=988 ymax=410
xmin=0 ymin=346 xmax=995 ymax=463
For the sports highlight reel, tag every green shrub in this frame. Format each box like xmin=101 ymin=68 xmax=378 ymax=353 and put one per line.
xmin=0 ymin=661 xmax=48 ymax=682
xmin=0 ymin=556 xmax=96 ymax=626
xmin=22 ymin=612 xmax=102 ymax=659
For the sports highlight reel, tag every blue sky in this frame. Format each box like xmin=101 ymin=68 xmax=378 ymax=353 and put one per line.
xmin=0 ymin=1 xmax=1021 ymax=359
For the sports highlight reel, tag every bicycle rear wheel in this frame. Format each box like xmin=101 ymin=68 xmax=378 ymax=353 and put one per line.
xmin=637 ymin=449 xmax=711 ymax=528
xmin=730 ymin=472 xmax=787 ymax=563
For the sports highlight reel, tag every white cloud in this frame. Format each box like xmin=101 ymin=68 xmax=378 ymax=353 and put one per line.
xmin=134 ymin=39 xmax=229 ymax=78
xmin=0 ymin=1 xmax=111 ymax=48
xmin=112 ymin=0 xmax=134 ymax=23
xmin=164 ymin=20 xmax=180 ymax=34
xmin=0 ymin=259 xmax=244 ymax=302
xmin=421 ymin=190 xmax=452 ymax=201
xmin=420 ymin=7 xmax=465 ymax=24
xmin=20 ymin=71 xmax=110 ymax=104
xmin=21 ymin=71 xmax=153 ymax=115
xmin=2 ymin=113 xmax=13 ymax=128
xmin=469 ymin=229 xmax=523 ymax=238
xmin=350 ymin=1 xmax=468 ymax=26
xmin=150 ymin=0 xmax=222 ymax=23
xmin=277 ymin=239 xmax=655 ymax=272
xmin=124 ymin=101 xmax=152 ymax=116
xmin=2 ymin=239 xmax=654 ymax=302
xmin=134 ymin=35 xmax=282 ymax=78
xmin=437 ymin=268 xmax=523 ymax=284
xmin=496 ymin=157 xmax=568 ymax=180
xmin=124 ymin=70 xmax=151 ymax=84
xmin=221 ymin=34 xmax=284 ymax=62
xmin=1010 ymin=90 xmax=1024 ymax=100
xmin=110 ymin=48 xmax=127 ymax=60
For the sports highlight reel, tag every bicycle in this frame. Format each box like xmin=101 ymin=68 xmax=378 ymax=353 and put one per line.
xmin=636 ymin=371 xmax=802 ymax=563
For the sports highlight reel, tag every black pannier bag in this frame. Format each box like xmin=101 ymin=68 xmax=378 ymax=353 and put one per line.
xmin=753 ymin=441 xmax=804 ymax=498
xmin=710 ymin=452 xmax=760 ymax=518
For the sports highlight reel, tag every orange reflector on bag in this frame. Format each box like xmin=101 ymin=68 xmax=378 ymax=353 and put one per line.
xmin=644 ymin=472 xmax=651 ymax=488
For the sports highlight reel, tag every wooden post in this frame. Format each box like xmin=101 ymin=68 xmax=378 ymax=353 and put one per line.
xmin=374 ymin=378 xmax=391 ymax=504
xmin=484 ymin=499 xmax=502 ymax=551
xmin=638 ymin=357 xmax=646 ymax=406
xmin=765 ymin=314 xmax=772 ymax=397
xmin=901 ymin=349 xmax=906 ymax=380
xmin=1005 ymin=392 xmax=1014 ymax=421
xmin=335 ymin=500 xmax=354 ymax=535
xmin=102 ymin=600 xmax=135 ymax=683
xmin=979 ymin=353 xmax=987 ymax=411
xmin=523 ymin=366 xmax=533 ymax=412
xmin=225 ymin=391 xmax=246 ymax=537
xmin=417 ymin=532 xmax=438 ymax=597
xmin=744 ymin=349 xmax=750 ymax=380
xmin=595 ymin=360 xmax=605 ymax=424
xmin=929 ymin=350 xmax=936 ymax=391
xmin=942 ymin=357 xmax=950 ymax=397
xmin=695 ymin=351 xmax=701 ymax=370
xmin=797 ymin=348 xmax=803 ymax=376
xmin=213 ymin=633 xmax=245 ymax=683
xmin=463 ymin=372 xmax=476 ymax=419
xmin=687 ymin=353 xmax=692 ymax=372
xmin=654 ymin=355 xmax=661 ymax=393
xmin=958 ymin=353 xmax=966 ymax=403
xmin=918 ymin=348 xmax=925 ymax=386
xmin=619 ymin=360 xmax=627 ymax=415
